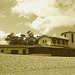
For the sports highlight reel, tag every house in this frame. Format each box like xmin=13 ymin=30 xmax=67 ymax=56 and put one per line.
xmin=37 ymin=31 xmax=75 ymax=49
xmin=0 ymin=31 xmax=75 ymax=56
xmin=38 ymin=35 xmax=69 ymax=48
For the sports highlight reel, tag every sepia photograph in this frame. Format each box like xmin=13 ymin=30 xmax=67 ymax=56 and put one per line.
xmin=0 ymin=0 xmax=75 ymax=75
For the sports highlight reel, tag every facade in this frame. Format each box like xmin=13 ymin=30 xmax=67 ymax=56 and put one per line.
xmin=0 ymin=45 xmax=29 ymax=55
xmin=38 ymin=35 xmax=69 ymax=48
xmin=0 ymin=31 xmax=75 ymax=56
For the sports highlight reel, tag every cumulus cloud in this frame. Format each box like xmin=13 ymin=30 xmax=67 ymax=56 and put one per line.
xmin=11 ymin=0 xmax=75 ymax=34
xmin=0 ymin=31 xmax=9 ymax=44
xmin=30 ymin=16 xmax=75 ymax=34
xmin=55 ymin=0 xmax=75 ymax=16
xmin=0 ymin=31 xmax=9 ymax=38
xmin=12 ymin=0 xmax=59 ymax=16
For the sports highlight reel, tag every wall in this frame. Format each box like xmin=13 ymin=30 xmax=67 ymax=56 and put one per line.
xmin=0 ymin=46 xmax=75 ymax=56
xmin=38 ymin=36 xmax=68 ymax=47
xmin=63 ymin=33 xmax=75 ymax=48
xmin=38 ymin=37 xmax=51 ymax=46
xmin=29 ymin=47 xmax=75 ymax=57
xmin=0 ymin=47 xmax=29 ymax=55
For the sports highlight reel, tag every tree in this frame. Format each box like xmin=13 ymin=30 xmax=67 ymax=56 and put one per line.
xmin=20 ymin=34 xmax=26 ymax=45
xmin=5 ymin=37 xmax=10 ymax=44
xmin=27 ymin=31 xmax=33 ymax=37
xmin=5 ymin=31 xmax=39 ymax=45
xmin=26 ymin=31 xmax=37 ymax=45
xmin=5 ymin=33 xmax=15 ymax=45
xmin=5 ymin=33 xmax=23 ymax=45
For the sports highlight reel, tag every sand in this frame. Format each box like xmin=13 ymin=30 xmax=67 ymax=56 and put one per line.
xmin=0 ymin=53 xmax=75 ymax=75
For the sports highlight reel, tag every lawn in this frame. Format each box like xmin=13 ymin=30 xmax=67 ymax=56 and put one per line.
xmin=0 ymin=53 xmax=75 ymax=75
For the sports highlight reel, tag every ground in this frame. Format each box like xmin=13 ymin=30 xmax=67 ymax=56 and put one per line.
xmin=0 ymin=53 xmax=75 ymax=75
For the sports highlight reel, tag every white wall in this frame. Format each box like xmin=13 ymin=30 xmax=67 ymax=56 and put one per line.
xmin=0 ymin=47 xmax=29 ymax=54
xmin=38 ymin=37 xmax=51 ymax=46
xmin=62 ymin=33 xmax=75 ymax=48
xmin=38 ymin=36 xmax=68 ymax=47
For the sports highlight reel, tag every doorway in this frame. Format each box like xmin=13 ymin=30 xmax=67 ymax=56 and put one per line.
xmin=23 ymin=49 xmax=26 ymax=55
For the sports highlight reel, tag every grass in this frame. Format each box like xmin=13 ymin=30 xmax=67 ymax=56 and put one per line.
xmin=0 ymin=53 xmax=75 ymax=75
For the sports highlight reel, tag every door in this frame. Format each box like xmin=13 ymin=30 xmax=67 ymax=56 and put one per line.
xmin=23 ymin=49 xmax=26 ymax=55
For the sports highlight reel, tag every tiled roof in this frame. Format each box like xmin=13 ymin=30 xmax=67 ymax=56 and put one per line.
xmin=61 ymin=31 xmax=75 ymax=35
xmin=0 ymin=45 xmax=73 ymax=49
xmin=38 ymin=35 xmax=69 ymax=40
xmin=0 ymin=45 xmax=42 ymax=48
xmin=0 ymin=45 xmax=28 ymax=48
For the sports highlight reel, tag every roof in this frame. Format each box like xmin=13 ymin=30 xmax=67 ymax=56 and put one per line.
xmin=38 ymin=35 xmax=69 ymax=40
xmin=61 ymin=31 xmax=75 ymax=35
xmin=0 ymin=45 xmax=74 ymax=49
xmin=0 ymin=45 xmax=61 ymax=48
xmin=0 ymin=45 xmax=28 ymax=48
xmin=0 ymin=45 xmax=43 ymax=48
xmin=29 ymin=45 xmax=70 ymax=49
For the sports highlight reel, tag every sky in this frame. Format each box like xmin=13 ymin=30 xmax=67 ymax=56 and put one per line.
xmin=0 ymin=0 xmax=75 ymax=44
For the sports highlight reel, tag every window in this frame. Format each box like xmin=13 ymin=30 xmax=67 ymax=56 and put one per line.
xmin=42 ymin=40 xmax=47 ymax=44
xmin=1 ymin=50 xmax=4 ymax=53
xmin=65 ymin=41 xmax=68 ymax=45
xmin=45 ymin=40 xmax=47 ymax=43
xmin=52 ymin=39 xmax=56 ymax=44
xmin=64 ymin=34 xmax=66 ymax=37
xmin=71 ymin=34 xmax=74 ymax=43
xmin=62 ymin=40 xmax=65 ymax=45
xmin=57 ymin=40 xmax=60 ymax=45
xmin=43 ymin=40 xmax=44 ymax=43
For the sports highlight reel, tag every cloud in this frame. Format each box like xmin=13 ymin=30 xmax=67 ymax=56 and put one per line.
xmin=17 ymin=23 xmax=23 ymax=26
xmin=34 ymin=34 xmax=40 ymax=37
xmin=29 ymin=16 xmax=75 ymax=34
xmin=0 ymin=31 xmax=9 ymax=44
xmin=55 ymin=0 xmax=75 ymax=16
xmin=0 ymin=31 xmax=9 ymax=38
xmin=11 ymin=0 xmax=59 ymax=16
xmin=0 ymin=0 xmax=16 ymax=13
xmin=16 ymin=33 xmax=22 ymax=37
xmin=11 ymin=0 xmax=75 ymax=34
